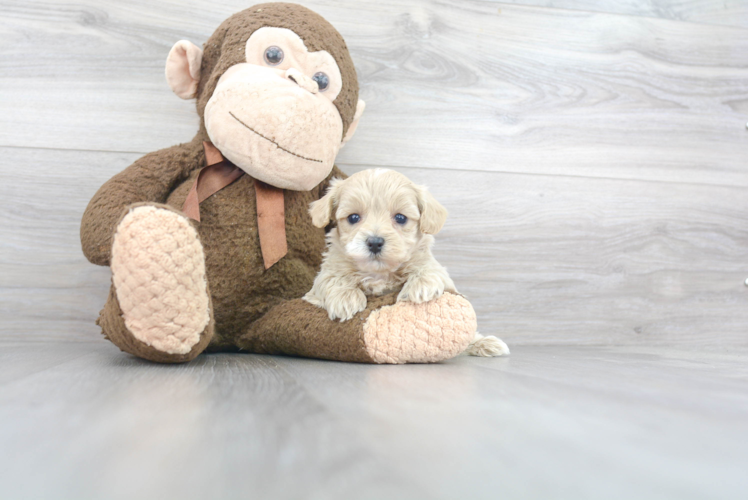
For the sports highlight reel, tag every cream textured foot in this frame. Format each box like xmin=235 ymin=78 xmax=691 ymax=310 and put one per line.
xmin=111 ymin=206 xmax=210 ymax=355
xmin=464 ymin=333 xmax=510 ymax=357
xmin=362 ymin=292 xmax=477 ymax=364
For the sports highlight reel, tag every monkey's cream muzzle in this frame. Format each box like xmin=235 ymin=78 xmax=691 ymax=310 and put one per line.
xmin=204 ymin=63 xmax=343 ymax=191
xmin=166 ymin=26 xmax=365 ymax=191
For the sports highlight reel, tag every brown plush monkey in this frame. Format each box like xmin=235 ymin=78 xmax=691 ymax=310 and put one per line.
xmin=80 ymin=3 xmax=477 ymax=364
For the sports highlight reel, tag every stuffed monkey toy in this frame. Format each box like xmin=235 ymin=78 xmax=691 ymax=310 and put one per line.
xmin=80 ymin=3 xmax=478 ymax=364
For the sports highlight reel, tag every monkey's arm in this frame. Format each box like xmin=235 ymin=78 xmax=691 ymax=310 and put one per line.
xmin=239 ymin=292 xmax=476 ymax=364
xmin=81 ymin=139 xmax=203 ymax=266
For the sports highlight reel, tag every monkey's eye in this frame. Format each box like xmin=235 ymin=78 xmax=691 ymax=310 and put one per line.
xmin=394 ymin=214 xmax=408 ymax=225
xmin=313 ymin=72 xmax=330 ymax=92
xmin=264 ymin=46 xmax=284 ymax=66
xmin=347 ymin=214 xmax=361 ymax=224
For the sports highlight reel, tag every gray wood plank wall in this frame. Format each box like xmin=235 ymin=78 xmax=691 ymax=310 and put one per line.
xmin=498 ymin=0 xmax=748 ymax=29
xmin=2 ymin=0 xmax=747 ymax=347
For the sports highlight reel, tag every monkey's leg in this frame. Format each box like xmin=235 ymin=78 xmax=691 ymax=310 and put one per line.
xmin=237 ymin=292 xmax=476 ymax=364
xmin=97 ymin=203 xmax=214 ymax=363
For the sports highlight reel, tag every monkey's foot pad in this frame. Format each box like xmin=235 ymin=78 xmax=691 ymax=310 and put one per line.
xmin=111 ymin=206 xmax=210 ymax=355
xmin=362 ymin=293 xmax=477 ymax=364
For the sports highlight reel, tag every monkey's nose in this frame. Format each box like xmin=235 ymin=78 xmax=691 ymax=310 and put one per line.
xmin=366 ymin=236 xmax=385 ymax=255
xmin=285 ymin=68 xmax=318 ymax=94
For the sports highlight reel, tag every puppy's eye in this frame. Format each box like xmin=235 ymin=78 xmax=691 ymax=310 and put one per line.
xmin=264 ymin=46 xmax=284 ymax=66
xmin=347 ymin=214 xmax=361 ymax=224
xmin=394 ymin=214 xmax=407 ymax=225
xmin=313 ymin=72 xmax=329 ymax=91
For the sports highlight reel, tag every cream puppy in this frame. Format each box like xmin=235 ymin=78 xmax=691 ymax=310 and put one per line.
xmin=303 ymin=168 xmax=509 ymax=357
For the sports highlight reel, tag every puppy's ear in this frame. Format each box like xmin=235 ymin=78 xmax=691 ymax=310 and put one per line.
xmin=416 ymin=186 xmax=448 ymax=234
xmin=309 ymin=178 xmax=343 ymax=228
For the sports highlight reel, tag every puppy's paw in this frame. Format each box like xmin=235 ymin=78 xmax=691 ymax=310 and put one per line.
xmin=302 ymin=291 xmax=323 ymax=308
xmin=326 ymin=287 xmax=368 ymax=322
xmin=464 ymin=333 xmax=510 ymax=357
xmin=397 ymin=274 xmax=446 ymax=304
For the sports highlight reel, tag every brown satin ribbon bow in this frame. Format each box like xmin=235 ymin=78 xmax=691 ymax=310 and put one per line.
xmin=182 ymin=141 xmax=287 ymax=270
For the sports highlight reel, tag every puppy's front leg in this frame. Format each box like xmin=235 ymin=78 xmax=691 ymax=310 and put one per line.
xmin=398 ymin=274 xmax=447 ymax=303
xmin=397 ymin=254 xmax=457 ymax=304
xmin=324 ymin=285 xmax=368 ymax=321
xmin=304 ymin=275 xmax=368 ymax=322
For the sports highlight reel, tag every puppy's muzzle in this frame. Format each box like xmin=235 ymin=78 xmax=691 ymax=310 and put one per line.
xmin=366 ymin=236 xmax=385 ymax=255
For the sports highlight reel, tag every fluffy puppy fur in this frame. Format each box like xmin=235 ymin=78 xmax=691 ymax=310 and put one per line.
xmin=303 ymin=168 xmax=509 ymax=357
xmin=304 ymin=168 xmax=454 ymax=320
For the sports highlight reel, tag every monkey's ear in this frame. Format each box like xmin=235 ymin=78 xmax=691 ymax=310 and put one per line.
xmin=341 ymin=99 xmax=366 ymax=146
xmin=165 ymin=40 xmax=203 ymax=99
xmin=309 ymin=178 xmax=344 ymax=228
xmin=416 ymin=186 xmax=448 ymax=235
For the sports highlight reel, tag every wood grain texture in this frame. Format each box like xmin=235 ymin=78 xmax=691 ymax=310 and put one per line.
xmin=349 ymin=164 xmax=748 ymax=348
xmin=3 ymin=2 xmax=747 ymax=497
xmin=4 ymin=146 xmax=746 ymax=347
xmin=0 ymin=147 xmax=134 ymax=342
xmin=496 ymin=0 xmax=748 ymax=29
xmin=1 ymin=342 xmax=747 ymax=499
xmin=1 ymin=1 xmax=747 ymax=186
xmin=0 ymin=342 xmax=425 ymax=500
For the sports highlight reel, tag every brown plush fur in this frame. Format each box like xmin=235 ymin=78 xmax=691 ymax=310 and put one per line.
xmin=238 ymin=294 xmax=401 ymax=363
xmin=196 ymin=3 xmax=359 ymax=141
xmin=80 ymin=4 xmax=368 ymax=361
xmin=82 ymin=134 xmax=346 ymax=358
xmin=80 ymin=3 xmax=476 ymax=363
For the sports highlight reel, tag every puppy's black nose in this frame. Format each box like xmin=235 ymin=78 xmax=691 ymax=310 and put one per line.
xmin=366 ymin=236 xmax=385 ymax=255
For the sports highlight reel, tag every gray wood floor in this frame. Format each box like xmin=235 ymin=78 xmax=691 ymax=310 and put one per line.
xmin=2 ymin=0 xmax=747 ymax=347
xmin=1 ymin=340 xmax=747 ymax=499
xmin=2 ymin=0 xmax=747 ymax=497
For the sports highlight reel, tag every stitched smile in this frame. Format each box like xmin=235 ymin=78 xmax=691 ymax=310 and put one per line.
xmin=229 ymin=111 xmax=323 ymax=163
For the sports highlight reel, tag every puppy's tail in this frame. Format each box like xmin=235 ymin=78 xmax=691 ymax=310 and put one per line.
xmin=464 ymin=333 xmax=510 ymax=357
